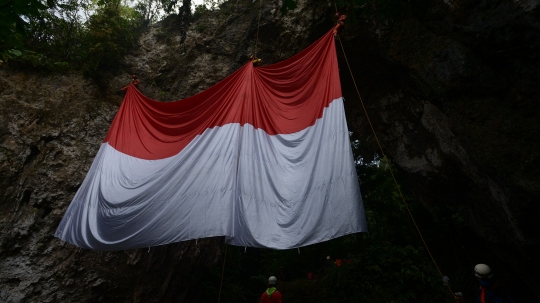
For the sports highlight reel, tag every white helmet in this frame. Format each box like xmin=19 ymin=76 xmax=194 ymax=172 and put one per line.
xmin=474 ymin=264 xmax=493 ymax=278
xmin=268 ymin=276 xmax=277 ymax=285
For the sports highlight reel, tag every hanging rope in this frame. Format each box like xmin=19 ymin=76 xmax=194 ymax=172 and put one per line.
xmin=332 ymin=4 xmax=455 ymax=299
xmin=254 ymin=0 xmax=263 ymax=56
xmin=335 ymin=34 xmax=458 ymax=301
xmin=217 ymin=45 xmax=252 ymax=300
xmin=217 ymin=244 xmax=228 ymax=303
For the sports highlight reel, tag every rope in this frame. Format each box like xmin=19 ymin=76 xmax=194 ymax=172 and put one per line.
xmin=254 ymin=0 xmax=263 ymax=56
xmin=335 ymin=36 xmax=458 ymax=301
xmin=217 ymin=244 xmax=228 ymax=303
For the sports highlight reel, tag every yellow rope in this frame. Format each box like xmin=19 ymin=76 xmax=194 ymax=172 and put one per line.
xmin=336 ymin=36 xmax=457 ymax=301
xmin=254 ymin=0 xmax=263 ymax=56
xmin=225 ymin=0 xmax=454 ymax=298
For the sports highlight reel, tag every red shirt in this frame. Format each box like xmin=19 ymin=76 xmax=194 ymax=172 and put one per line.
xmin=260 ymin=290 xmax=282 ymax=303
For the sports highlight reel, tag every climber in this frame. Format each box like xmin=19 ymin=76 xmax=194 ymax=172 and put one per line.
xmin=250 ymin=55 xmax=263 ymax=66
xmin=455 ymin=292 xmax=466 ymax=302
xmin=260 ymin=276 xmax=282 ymax=303
xmin=324 ymin=255 xmax=332 ymax=273
xmin=333 ymin=13 xmax=347 ymax=37
xmin=474 ymin=264 xmax=515 ymax=303
xmin=120 ymin=75 xmax=140 ymax=92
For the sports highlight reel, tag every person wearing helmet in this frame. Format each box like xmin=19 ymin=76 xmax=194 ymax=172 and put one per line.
xmin=260 ymin=276 xmax=282 ymax=303
xmin=474 ymin=264 xmax=514 ymax=303
xmin=120 ymin=74 xmax=141 ymax=92
xmin=324 ymin=255 xmax=332 ymax=273
xmin=333 ymin=13 xmax=347 ymax=37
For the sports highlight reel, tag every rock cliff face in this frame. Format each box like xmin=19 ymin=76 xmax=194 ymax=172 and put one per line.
xmin=1 ymin=0 xmax=539 ymax=301
xmin=0 ymin=0 xmax=329 ymax=301
xmin=0 ymin=70 xmax=222 ymax=302
xmin=338 ymin=0 xmax=540 ymax=298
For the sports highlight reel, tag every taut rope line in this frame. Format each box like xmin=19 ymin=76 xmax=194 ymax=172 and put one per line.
xmin=335 ymin=35 xmax=458 ymax=301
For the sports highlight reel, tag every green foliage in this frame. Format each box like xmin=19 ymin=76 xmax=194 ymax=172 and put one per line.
xmin=25 ymin=0 xmax=81 ymax=50
xmin=192 ymin=4 xmax=209 ymax=21
xmin=359 ymin=158 xmax=418 ymax=244
xmin=1 ymin=48 xmax=69 ymax=70
xmin=8 ymin=49 xmax=22 ymax=57
xmin=135 ymin=0 xmax=162 ymax=24
xmin=0 ymin=0 xmax=49 ymax=50
xmin=1 ymin=0 xmax=143 ymax=84
xmin=82 ymin=0 xmax=141 ymax=80
xmin=321 ymin=244 xmax=450 ymax=303
xmin=0 ymin=0 xmax=222 ymax=73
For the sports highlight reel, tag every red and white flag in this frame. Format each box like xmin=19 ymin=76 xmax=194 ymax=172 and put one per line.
xmin=55 ymin=30 xmax=367 ymax=250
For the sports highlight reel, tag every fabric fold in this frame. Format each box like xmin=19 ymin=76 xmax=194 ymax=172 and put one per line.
xmin=55 ymin=30 xmax=367 ymax=250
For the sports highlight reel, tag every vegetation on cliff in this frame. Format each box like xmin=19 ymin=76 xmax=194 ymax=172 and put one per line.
xmin=1 ymin=0 xmax=539 ymax=301
xmin=2 ymin=0 xmax=138 ymax=74
xmin=0 ymin=0 xmax=226 ymax=73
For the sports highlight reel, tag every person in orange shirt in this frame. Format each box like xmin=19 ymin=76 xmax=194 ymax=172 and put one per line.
xmin=333 ymin=14 xmax=347 ymax=37
xmin=474 ymin=264 xmax=514 ymax=303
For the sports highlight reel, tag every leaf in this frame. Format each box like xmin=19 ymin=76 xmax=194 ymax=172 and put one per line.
xmin=8 ymin=49 xmax=22 ymax=56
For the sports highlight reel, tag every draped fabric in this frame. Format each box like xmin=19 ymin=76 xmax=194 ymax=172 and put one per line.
xmin=55 ymin=30 xmax=368 ymax=250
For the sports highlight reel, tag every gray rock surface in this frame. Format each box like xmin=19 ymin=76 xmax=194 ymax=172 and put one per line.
xmin=0 ymin=0 xmax=329 ymax=302
xmin=1 ymin=0 xmax=539 ymax=301
xmin=338 ymin=0 xmax=540 ymax=297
